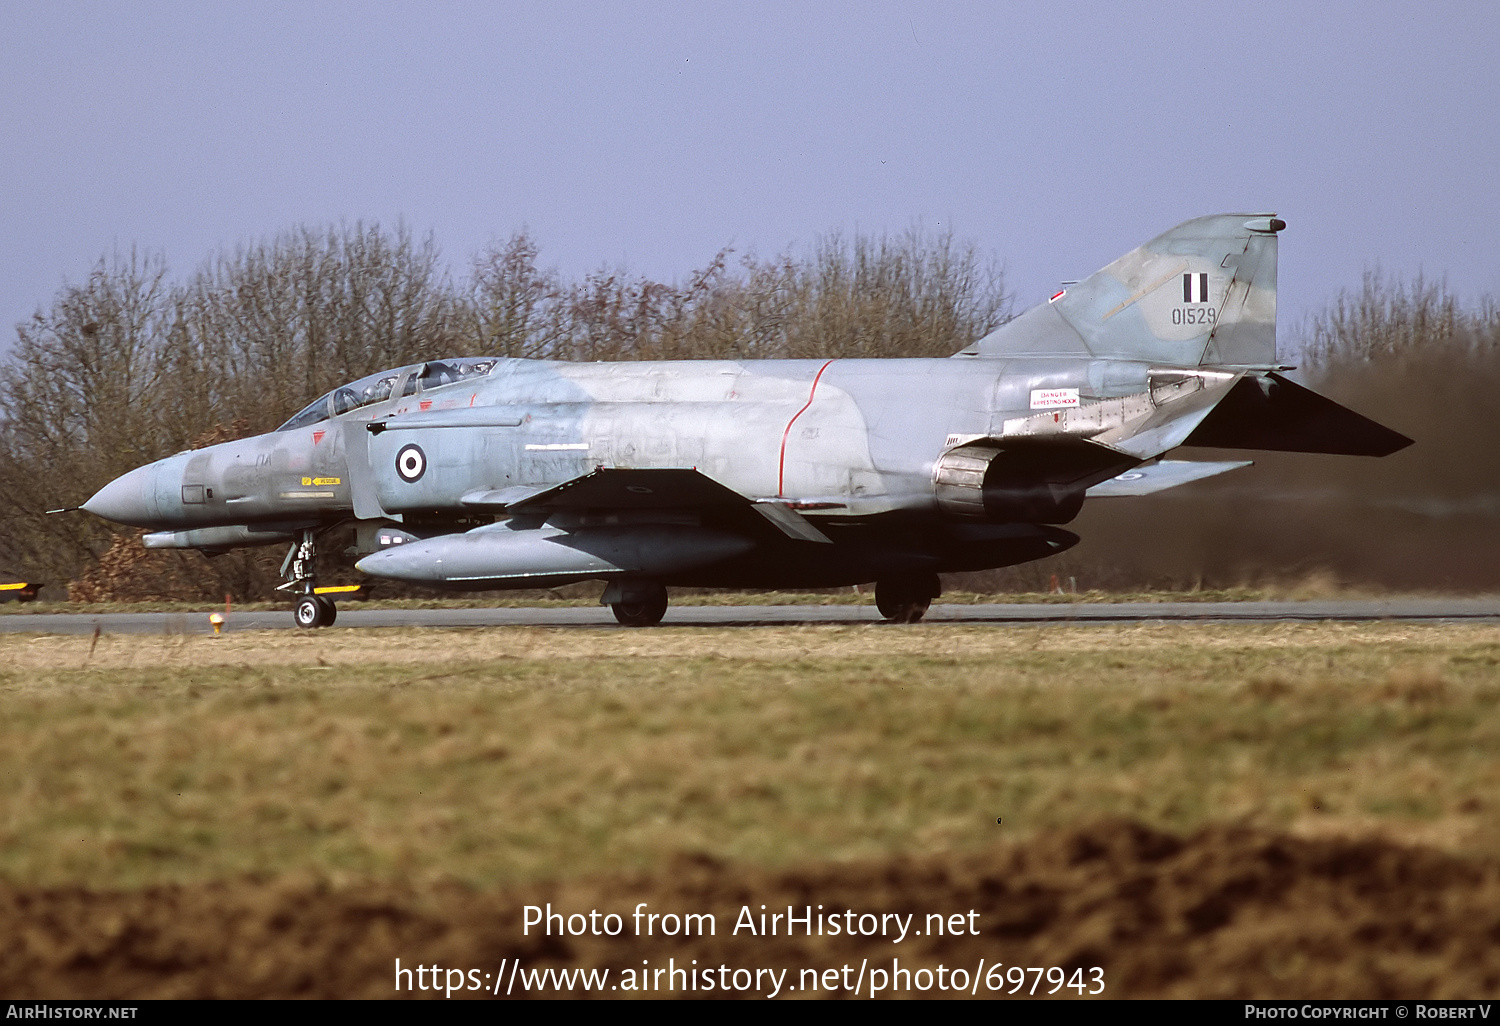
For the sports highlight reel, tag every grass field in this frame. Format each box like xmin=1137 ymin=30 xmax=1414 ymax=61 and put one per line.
xmin=4 ymin=621 xmax=1498 ymax=893
xmin=6 ymin=621 xmax=1500 ymax=998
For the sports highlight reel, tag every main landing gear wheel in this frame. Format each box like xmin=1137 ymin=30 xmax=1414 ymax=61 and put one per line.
xmin=875 ymin=573 xmax=941 ymax=624
xmin=610 ymin=583 xmax=669 ymax=627
xmin=294 ymin=595 xmax=337 ymax=628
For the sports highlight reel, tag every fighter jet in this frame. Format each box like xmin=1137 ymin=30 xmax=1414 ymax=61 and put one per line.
xmin=78 ymin=213 xmax=1410 ymax=627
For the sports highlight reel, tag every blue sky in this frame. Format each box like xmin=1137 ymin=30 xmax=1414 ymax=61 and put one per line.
xmin=3 ymin=1 xmax=1497 ymax=351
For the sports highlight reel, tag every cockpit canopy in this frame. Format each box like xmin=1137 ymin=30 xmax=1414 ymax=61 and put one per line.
xmin=276 ymin=358 xmax=498 ymax=432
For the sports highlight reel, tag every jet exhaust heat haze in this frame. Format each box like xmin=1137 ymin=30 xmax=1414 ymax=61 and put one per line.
xmin=79 ymin=215 xmax=1411 ymax=627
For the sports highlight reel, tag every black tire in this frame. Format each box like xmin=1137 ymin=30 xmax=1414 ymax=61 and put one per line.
xmin=294 ymin=596 xmax=322 ymax=628
xmin=882 ymin=599 xmax=930 ymax=624
xmin=316 ymin=596 xmax=337 ymax=627
xmin=610 ymin=584 xmax=669 ymax=627
xmin=875 ymin=574 xmax=940 ymax=624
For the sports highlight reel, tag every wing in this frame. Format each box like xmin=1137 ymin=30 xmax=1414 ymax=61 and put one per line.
xmin=463 ymin=467 xmax=832 ymax=543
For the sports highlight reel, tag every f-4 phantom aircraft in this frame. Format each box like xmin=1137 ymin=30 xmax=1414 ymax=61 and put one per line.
xmin=79 ymin=214 xmax=1410 ymax=627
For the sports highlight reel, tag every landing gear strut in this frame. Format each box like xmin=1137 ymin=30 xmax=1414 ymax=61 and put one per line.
xmin=604 ymin=580 xmax=669 ymax=627
xmin=280 ymin=529 xmax=336 ymax=628
xmin=875 ymin=573 xmax=940 ymax=624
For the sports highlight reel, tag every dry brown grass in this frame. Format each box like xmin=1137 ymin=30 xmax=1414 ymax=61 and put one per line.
xmin=2 ymin=622 xmax=1499 ymax=894
xmin=6 ymin=821 xmax=1500 ymax=999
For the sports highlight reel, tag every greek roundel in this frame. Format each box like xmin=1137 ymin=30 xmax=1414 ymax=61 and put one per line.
xmin=395 ymin=443 xmax=427 ymax=483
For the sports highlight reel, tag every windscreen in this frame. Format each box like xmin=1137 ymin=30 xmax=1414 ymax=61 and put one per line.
xmin=276 ymin=359 xmax=497 ymax=431
xmin=277 ymin=365 xmax=413 ymax=431
xmin=277 ymin=394 xmax=331 ymax=432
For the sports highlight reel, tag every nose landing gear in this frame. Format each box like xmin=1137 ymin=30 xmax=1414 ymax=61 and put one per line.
xmin=280 ymin=529 xmax=338 ymax=628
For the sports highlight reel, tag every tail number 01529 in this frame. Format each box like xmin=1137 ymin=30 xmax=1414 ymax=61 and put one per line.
xmin=1172 ymin=307 xmax=1217 ymax=325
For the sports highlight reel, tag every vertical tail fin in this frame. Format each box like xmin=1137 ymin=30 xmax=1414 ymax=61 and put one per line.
xmin=961 ymin=213 xmax=1284 ymax=366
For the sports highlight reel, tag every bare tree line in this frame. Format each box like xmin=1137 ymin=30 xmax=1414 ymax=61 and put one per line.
xmin=1302 ymin=269 xmax=1499 ymax=365
xmin=465 ymin=225 xmax=1009 ymax=363
xmin=0 ymin=221 xmax=1008 ymax=595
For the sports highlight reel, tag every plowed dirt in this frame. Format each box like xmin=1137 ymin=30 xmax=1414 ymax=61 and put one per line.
xmin=5 ymin=820 xmax=1498 ymax=999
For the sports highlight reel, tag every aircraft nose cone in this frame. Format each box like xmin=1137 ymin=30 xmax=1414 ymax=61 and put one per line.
xmin=82 ymin=465 xmax=160 ymax=527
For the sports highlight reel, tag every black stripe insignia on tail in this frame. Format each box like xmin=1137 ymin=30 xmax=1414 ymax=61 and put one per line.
xmin=1182 ymin=272 xmax=1210 ymax=303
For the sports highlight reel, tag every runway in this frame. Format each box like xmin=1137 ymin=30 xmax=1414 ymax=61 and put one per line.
xmin=3 ymin=597 xmax=1499 ymax=635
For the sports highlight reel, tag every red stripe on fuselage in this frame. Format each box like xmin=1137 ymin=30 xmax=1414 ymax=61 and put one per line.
xmin=777 ymin=360 xmax=835 ymax=498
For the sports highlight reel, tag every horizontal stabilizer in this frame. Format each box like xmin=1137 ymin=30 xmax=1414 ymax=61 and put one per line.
xmin=1087 ymin=459 xmax=1253 ymax=497
xmin=1183 ymin=373 xmax=1413 ymax=456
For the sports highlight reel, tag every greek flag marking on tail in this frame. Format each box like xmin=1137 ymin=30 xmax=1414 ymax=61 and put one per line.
xmin=1183 ymin=273 xmax=1209 ymax=303
xmin=958 ymin=213 xmax=1280 ymax=366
